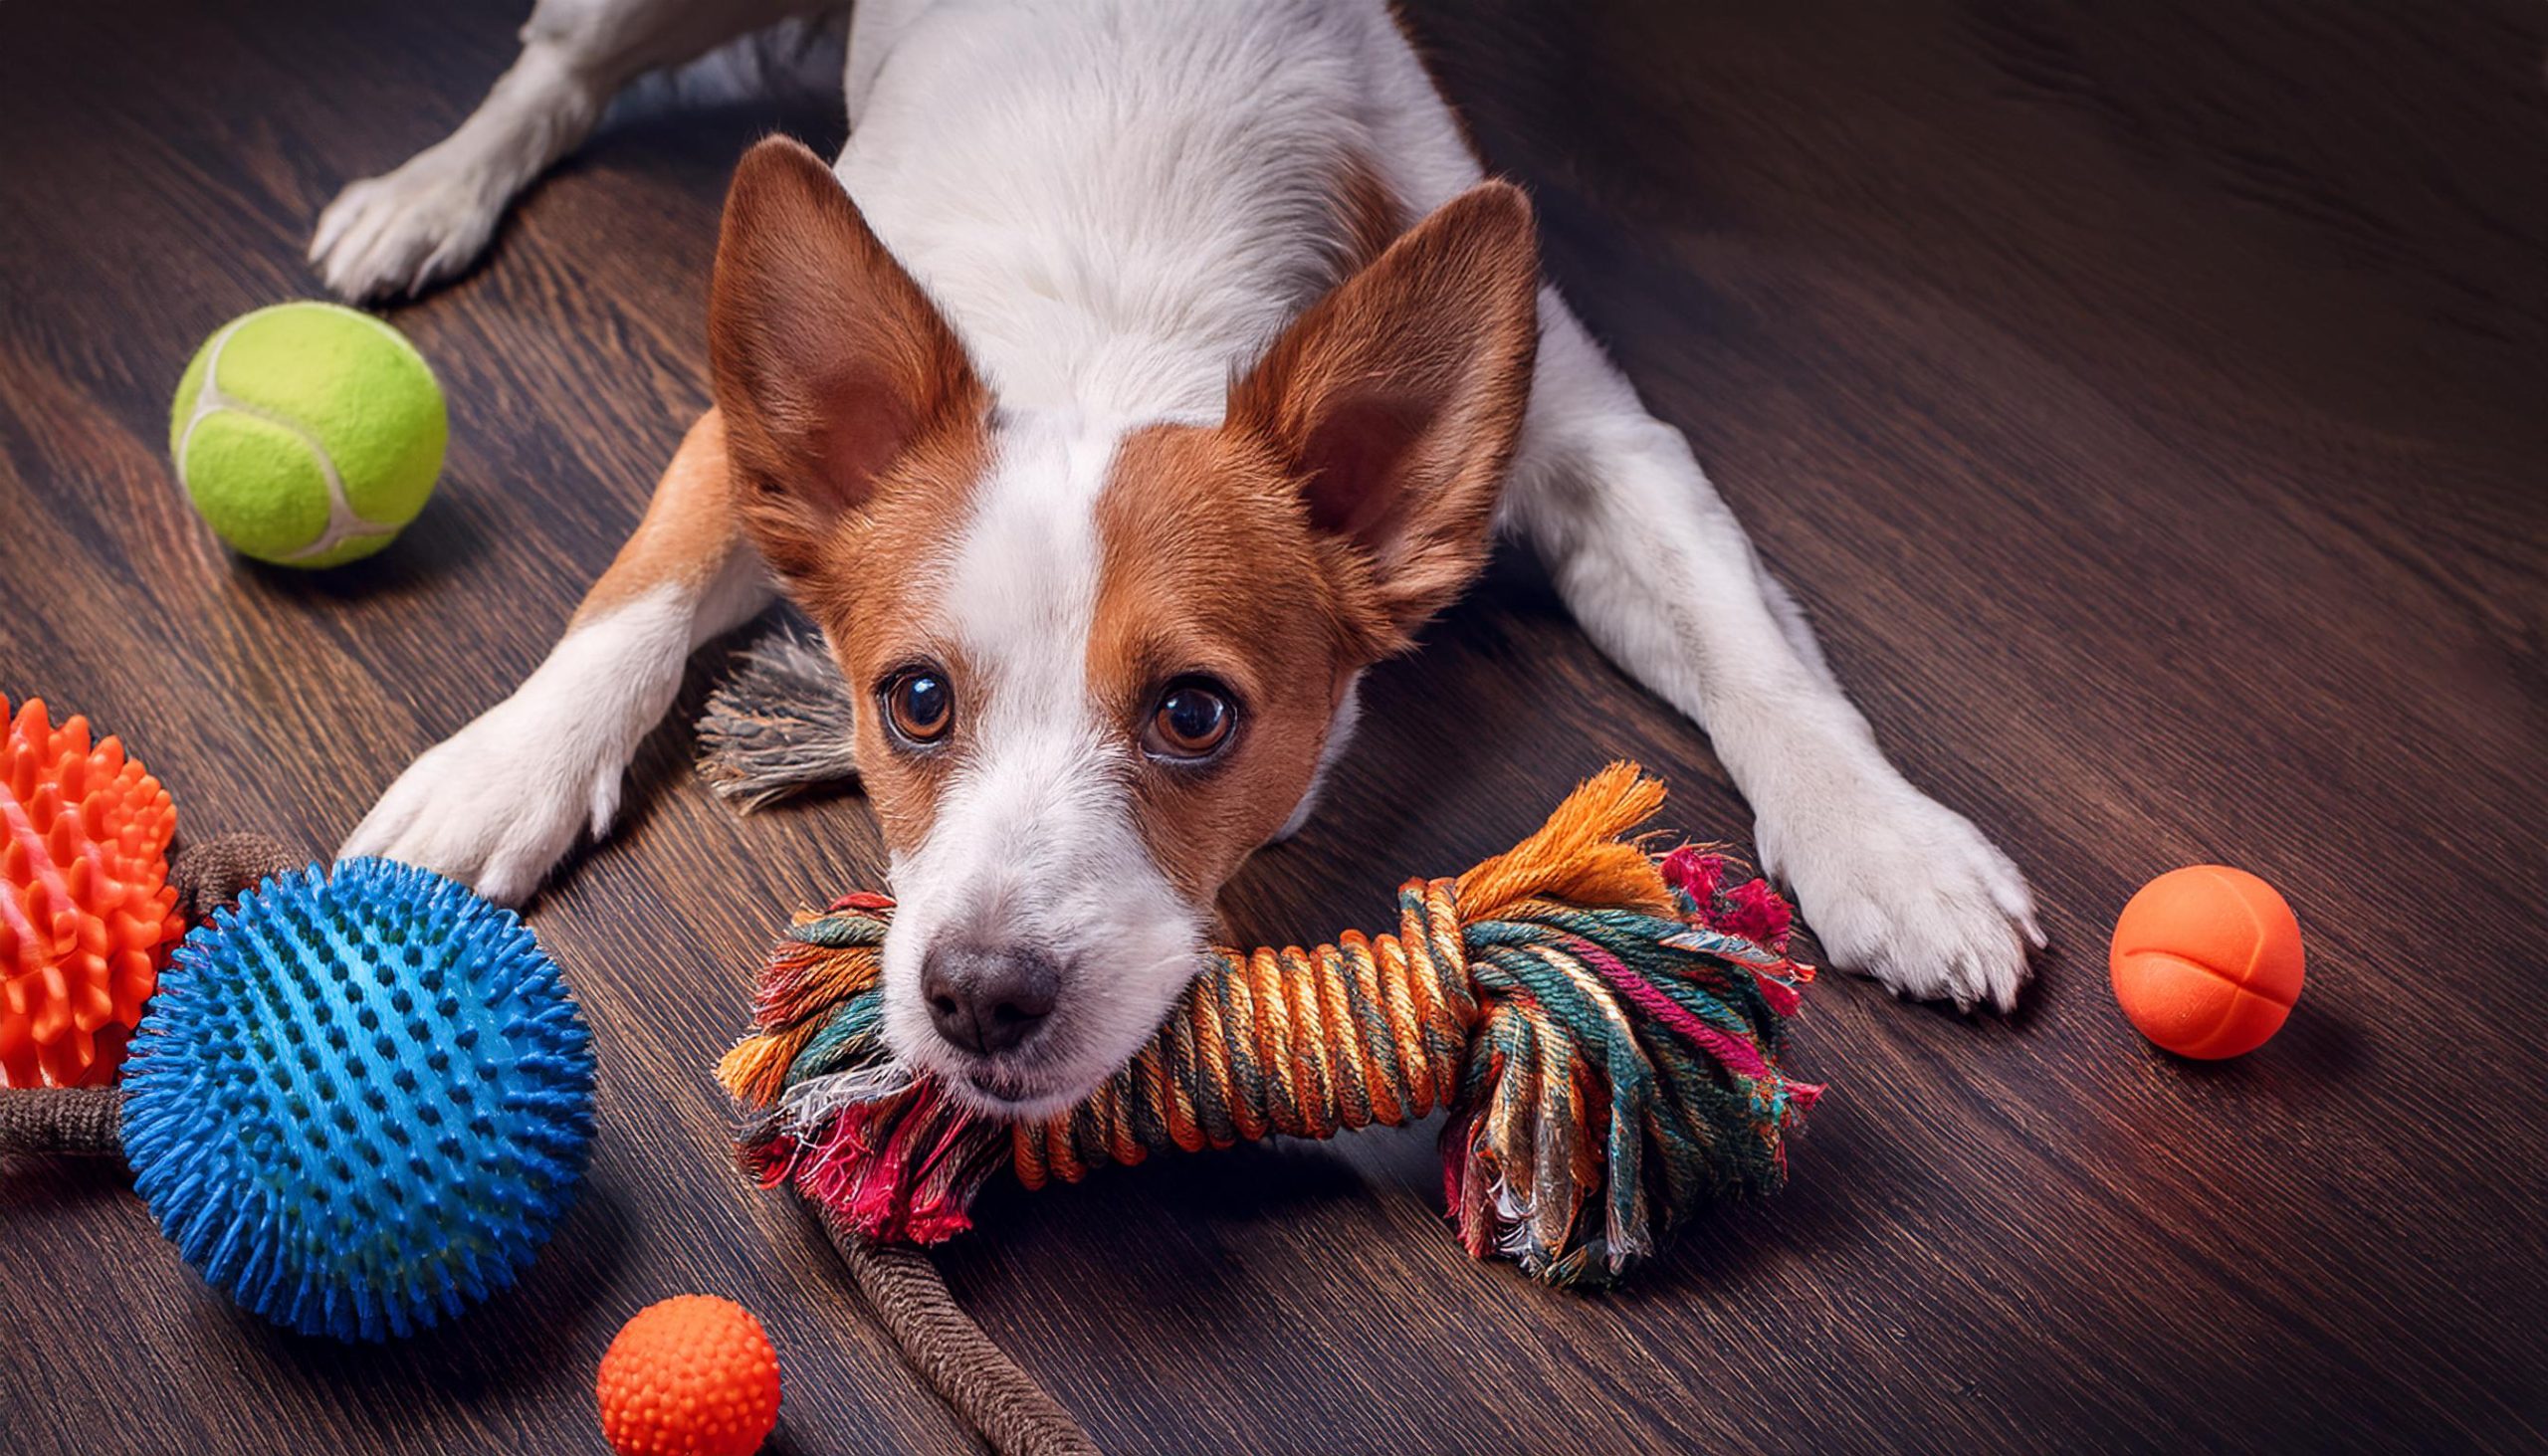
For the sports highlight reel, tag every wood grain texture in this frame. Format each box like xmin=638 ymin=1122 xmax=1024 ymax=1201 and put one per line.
xmin=2 ymin=1 xmax=2542 ymax=1451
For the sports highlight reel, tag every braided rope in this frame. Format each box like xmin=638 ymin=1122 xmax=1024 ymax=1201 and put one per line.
xmin=1017 ymin=878 xmax=1474 ymax=1186
xmin=0 ymin=1086 xmax=122 ymax=1156
xmin=165 ymin=831 xmax=300 ymax=922
xmin=822 ymin=1211 xmax=1101 ymax=1456
xmin=722 ymin=763 xmax=1820 ymax=1291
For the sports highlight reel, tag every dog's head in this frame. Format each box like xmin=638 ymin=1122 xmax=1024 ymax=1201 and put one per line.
xmin=707 ymin=138 xmax=1538 ymax=1115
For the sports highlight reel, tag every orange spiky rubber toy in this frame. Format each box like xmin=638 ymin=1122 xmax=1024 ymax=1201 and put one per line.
xmin=0 ymin=695 xmax=183 ymax=1087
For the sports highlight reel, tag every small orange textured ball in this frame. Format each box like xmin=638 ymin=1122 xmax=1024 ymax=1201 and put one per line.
xmin=2109 ymin=865 xmax=2304 ymax=1059
xmin=0 ymin=695 xmax=184 ymax=1087
xmin=597 ymin=1295 xmax=781 ymax=1456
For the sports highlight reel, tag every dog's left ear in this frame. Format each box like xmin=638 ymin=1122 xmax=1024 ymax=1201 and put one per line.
xmin=709 ymin=135 xmax=984 ymax=589
xmin=1228 ymin=180 xmax=1540 ymax=653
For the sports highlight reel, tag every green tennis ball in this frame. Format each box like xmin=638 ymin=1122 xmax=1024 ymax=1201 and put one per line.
xmin=169 ymin=302 xmax=447 ymax=568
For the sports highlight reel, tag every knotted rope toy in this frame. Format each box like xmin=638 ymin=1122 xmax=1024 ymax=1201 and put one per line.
xmin=0 ymin=836 xmax=596 ymax=1341
xmin=720 ymin=762 xmax=1820 ymax=1291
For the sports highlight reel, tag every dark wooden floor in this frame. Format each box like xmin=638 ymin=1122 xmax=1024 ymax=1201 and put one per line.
xmin=4 ymin=2 xmax=2544 ymax=1451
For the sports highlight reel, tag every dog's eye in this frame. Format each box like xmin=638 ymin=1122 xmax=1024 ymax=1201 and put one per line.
xmin=1146 ymin=679 xmax=1235 ymax=759
xmin=882 ymin=667 xmax=954 ymax=745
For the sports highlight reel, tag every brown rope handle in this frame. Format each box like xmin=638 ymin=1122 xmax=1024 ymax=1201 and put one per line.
xmin=819 ymin=1206 xmax=1102 ymax=1456
xmin=168 ymin=831 xmax=303 ymax=922
xmin=0 ymin=1087 xmax=123 ymax=1156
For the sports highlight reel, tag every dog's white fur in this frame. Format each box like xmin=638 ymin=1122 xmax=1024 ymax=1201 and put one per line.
xmin=871 ymin=409 xmax=1207 ymax=1111
xmin=333 ymin=0 xmax=2040 ymax=1109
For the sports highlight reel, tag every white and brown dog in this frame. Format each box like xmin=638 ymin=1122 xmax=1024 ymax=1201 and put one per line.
xmin=325 ymin=0 xmax=2039 ymax=1116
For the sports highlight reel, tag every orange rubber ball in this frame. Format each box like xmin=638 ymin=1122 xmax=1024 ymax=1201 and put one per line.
xmin=0 ymin=695 xmax=183 ymax=1087
xmin=2109 ymin=865 xmax=2304 ymax=1059
xmin=597 ymin=1296 xmax=781 ymax=1456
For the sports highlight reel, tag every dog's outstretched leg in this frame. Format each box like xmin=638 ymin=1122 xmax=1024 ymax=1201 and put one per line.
xmin=311 ymin=0 xmax=822 ymax=301
xmin=343 ymin=411 xmax=770 ymax=903
xmin=1505 ymin=294 xmax=2043 ymax=1011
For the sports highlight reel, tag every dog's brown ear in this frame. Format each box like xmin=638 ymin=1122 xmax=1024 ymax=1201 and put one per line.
xmin=1228 ymin=180 xmax=1540 ymax=652
xmin=710 ymin=135 xmax=984 ymax=587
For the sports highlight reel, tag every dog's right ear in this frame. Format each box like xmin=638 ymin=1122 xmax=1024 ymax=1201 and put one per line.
xmin=709 ymin=136 xmax=984 ymax=587
xmin=1226 ymin=180 xmax=1540 ymax=657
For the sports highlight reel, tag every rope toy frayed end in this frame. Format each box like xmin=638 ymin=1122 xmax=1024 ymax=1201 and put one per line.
xmin=717 ymin=762 xmax=1820 ymax=1289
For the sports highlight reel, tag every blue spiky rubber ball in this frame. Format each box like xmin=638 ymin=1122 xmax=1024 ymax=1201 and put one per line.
xmin=119 ymin=857 xmax=595 ymax=1341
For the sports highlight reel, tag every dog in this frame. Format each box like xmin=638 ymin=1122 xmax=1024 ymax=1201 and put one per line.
xmin=326 ymin=0 xmax=2040 ymax=1117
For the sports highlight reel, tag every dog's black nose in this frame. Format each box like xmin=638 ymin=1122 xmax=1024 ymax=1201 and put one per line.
xmin=922 ymin=942 xmax=1060 ymax=1056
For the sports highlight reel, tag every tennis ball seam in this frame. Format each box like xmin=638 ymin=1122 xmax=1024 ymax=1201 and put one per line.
xmin=175 ymin=315 xmax=402 ymax=564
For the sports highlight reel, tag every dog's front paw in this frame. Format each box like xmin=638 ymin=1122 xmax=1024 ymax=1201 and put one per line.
xmin=340 ymin=694 xmax=625 ymax=906
xmin=310 ymin=156 xmax=504 ymax=302
xmin=1760 ymin=782 xmax=2043 ymax=1012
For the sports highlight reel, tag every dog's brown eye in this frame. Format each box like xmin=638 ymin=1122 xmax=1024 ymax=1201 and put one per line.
xmin=1147 ymin=680 xmax=1235 ymax=759
xmin=883 ymin=667 xmax=953 ymax=745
